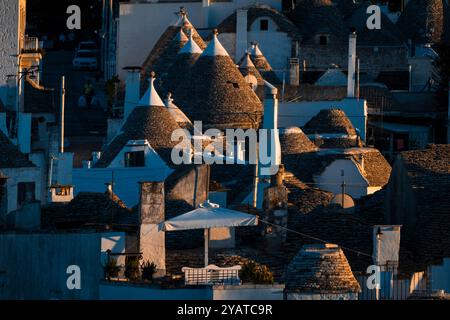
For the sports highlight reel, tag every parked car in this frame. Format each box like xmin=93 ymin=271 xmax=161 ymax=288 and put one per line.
xmin=73 ymin=50 xmax=98 ymax=70
xmin=76 ymin=41 xmax=98 ymax=53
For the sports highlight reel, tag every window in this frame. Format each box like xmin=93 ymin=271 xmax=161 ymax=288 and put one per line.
xmin=124 ymin=151 xmax=145 ymax=167
xmin=17 ymin=182 xmax=36 ymax=207
xmin=260 ymin=19 xmax=269 ymax=31
xmin=319 ymin=35 xmax=328 ymax=45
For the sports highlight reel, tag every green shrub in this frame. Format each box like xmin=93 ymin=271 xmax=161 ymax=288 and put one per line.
xmin=240 ymin=261 xmax=274 ymax=285
xmin=124 ymin=257 xmax=141 ymax=281
xmin=104 ymin=258 xmax=120 ymax=280
xmin=141 ymin=260 xmax=157 ymax=281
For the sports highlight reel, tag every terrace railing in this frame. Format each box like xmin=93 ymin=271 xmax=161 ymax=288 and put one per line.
xmin=182 ymin=265 xmax=242 ymax=286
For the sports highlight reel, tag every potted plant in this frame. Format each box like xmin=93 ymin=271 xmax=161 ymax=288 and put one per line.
xmin=141 ymin=260 xmax=158 ymax=282
xmin=240 ymin=261 xmax=274 ymax=284
xmin=124 ymin=256 xmax=141 ymax=281
xmin=103 ymin=258 xmax=120 ymax=280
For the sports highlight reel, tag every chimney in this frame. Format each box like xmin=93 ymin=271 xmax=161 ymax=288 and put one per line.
xmin=260 ymin=81 xmax=281 ymax=177
xmin=262 ymin=164 xmax=288 ymax=249
xmin=289 ymin=58 xmax=300 ymax=86
xmin=347 ymin=32 xmax=357 ymax=98
xmin=138 ymin=181 xmax=166 ymax=276
xmin=236 ymin=9 xmax=248 ymax=63
xmin=123 ymin=66 xmax=141 ymax=120
xmin=92 ymin=151 xmax=102 ymax=165
xmin=372 ymin=225 xmax=401 ymax=274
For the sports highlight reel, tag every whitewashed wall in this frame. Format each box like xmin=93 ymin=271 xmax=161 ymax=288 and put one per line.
xmin=0 ymin=0 xmax=22 ymax=108
xmin=117 ymin=1 xmax=282 ymax=80
xmin=430 ymin=258 xmax=450 ymax=293
xmin=1 ymin=166 xmax=42 ymax=214
xmin=314 ymin=158 xmax=369 ymax=199
xmin=72 ymin=167 xmax=173 ymax=207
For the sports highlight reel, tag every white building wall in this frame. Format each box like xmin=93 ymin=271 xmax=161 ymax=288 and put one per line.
xmin=0 ymin=0 xmax=25 ymax=108
xmin=248 ymin=17 xmax=292 ymax=73
xmin=2 ymin=166 xmax=42 ymax=214
xmin=430 ymin=258 xmax=450 ymax=293
xmin=117 ymin=1 xmax=282 ymax=80
xmin=72 ymin=167 xmax=173 ymax=208
xmin=108 ymin=142 xmax=168 ymax=170
xmin=278 ymin=98 xmax=367 ymax=142
xmin=314 ymin=159 xmax=368 ymax=199
xmin=101 ymin=232 xmax=126 ymax=268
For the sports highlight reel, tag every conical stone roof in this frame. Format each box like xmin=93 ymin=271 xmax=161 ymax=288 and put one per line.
xmin=397 ymin=0 xmax=446 ymax=44
xmin=289 ymin=0 xmax=348 ymax=45
xmin=280 ymin=127 xmax=318 ymax=155
xmin=239 ymin=52 xmax=264 ymax=86
xmin=141 ymin=8 xmax=206 ymax=81
xmin=284 ymin=243 xmax=361 ymax=294
xmin=303 ymin=108 xmax=357 ymax=136
xmin=173 ymin=31 xmax=263 ymax=130
xmin=347 ymin=2 xmax=406 ymax=46
xmin=302 ymin=109 xmax=362 ymax=148
xmin=95 ymin=75 xmax=185 ymax=168
xmin=159 ymin=33 xmax=203 ymax=96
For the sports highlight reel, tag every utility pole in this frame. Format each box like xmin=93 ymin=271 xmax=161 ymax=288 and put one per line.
xmin=60 ymin=76 xmax=65 ymax=153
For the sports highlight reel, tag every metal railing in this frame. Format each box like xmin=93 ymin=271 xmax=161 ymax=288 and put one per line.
xmin=357 ymin=265 xmax=431 ymax=300
xmin=22 ymin=36 xmax=40 ymax=53
xmin=182 ymin=265 xmax=242 ymax=286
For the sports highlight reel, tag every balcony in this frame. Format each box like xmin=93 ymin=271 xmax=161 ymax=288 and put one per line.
xmin=20 ymin=36 xmax=43 ymax=68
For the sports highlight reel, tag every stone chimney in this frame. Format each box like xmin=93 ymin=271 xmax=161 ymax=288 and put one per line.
xmin=262 ymin=165 xmax=288 ymax=249
xmin=123 ymin=66 xmax=141 ymax=120
xmin=372 ymin=225 xmax=401 ymax=274
xmin=347 ymin=32 xmax=357 ymax=98
xmin=138 ymin=181 xmax=166 ymax=276
xmin=289 ymin=58 xmax=300 ymax=86
xmin=236 ymin=9 xmax=248 ymax=63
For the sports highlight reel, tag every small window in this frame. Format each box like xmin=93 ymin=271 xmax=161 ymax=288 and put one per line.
xmin=55 ymin=187 xmax=71 ymax=196
xmin=260 ymin=19 xmax=269 ymax=31
xmin=17 ymin=182 xmax=35 ymax=207
xmin=319 ymin=35 xmax=328 ymax=45
xmin=124 ymin=151 xmax=145 ymax=167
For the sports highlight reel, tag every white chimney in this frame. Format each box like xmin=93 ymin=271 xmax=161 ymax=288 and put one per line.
xmin=236 ymin=9 xmax=248 ymax=63
xmin=260 ymin=81 xmax=281 ymax=177
xmin=347 ymin=32 xmax=357 ymax=98
xmin=123 ymin=67 xmax=141 ymax=120
xmin=372 ymin=225 xmax=402 ymax=273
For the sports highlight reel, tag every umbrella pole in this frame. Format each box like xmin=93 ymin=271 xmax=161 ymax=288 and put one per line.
xmin=204 ymin=228 xmax=209 ymax=267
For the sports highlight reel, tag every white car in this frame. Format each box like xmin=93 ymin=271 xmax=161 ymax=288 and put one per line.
xmin=73 ymin=50 xmax=98 ymax=70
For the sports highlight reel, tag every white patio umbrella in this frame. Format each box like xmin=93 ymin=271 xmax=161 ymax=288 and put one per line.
xmin=159 ymin=200 xmax=258 ymax=266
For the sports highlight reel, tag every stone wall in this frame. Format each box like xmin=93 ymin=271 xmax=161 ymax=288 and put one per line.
xmin=0 ymin=0 xmax=22 ymax=107
xmin=300 ymin=45 xmax=408 ymax=76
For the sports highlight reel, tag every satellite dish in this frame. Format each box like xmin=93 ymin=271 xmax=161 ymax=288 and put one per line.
xmin=331 ymin=193 xmax=355 ymax=209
